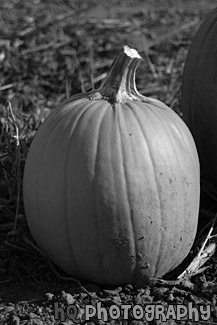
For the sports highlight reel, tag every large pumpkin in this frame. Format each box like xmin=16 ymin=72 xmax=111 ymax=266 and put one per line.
xmin=23 ymin=46 xmax=200 ymax=285
xmin=182 ymin=8 xmax=217 ymax=185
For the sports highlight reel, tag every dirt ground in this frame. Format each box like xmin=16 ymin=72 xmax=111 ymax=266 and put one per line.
xmin=1 ymin=0 xmax=217 ymax=324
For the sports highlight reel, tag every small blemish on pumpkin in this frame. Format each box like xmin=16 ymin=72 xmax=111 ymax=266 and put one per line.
xmin=112 ymin=236 xmax=129 ymax=247
xmin=180 ymin=237 xmax=183 ymax=242
xmin=129 ymin=133 xmax=132 ymax=136
xmin=138 ymin=236 xmax=145 ymax=240
xmin=136 ymin=253 xmax=143 ymax=261
xmin=141 ymin=262 xmax=150 ymax=269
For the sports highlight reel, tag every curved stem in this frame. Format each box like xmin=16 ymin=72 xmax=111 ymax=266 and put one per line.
xmin=126 ymin=59 xmax=144 ymax=101
xmin=99 ymin=46 xmax=142 ymax=103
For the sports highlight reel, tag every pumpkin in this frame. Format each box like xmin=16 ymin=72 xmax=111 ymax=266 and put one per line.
xmin=182 ymin=8 xmax=217 ymax=185
xmin=23 ymin=46 xmax=200 ymax=285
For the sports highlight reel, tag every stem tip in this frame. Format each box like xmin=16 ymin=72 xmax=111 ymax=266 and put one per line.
xmin=123 ymin=46 xmax=142 ymax=59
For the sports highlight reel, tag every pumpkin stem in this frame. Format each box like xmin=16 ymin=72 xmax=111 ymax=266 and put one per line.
xmin=99 ymin=46 xmax=142 ymax=103
xmin=127 ymin=59 xmax=145 ymax=101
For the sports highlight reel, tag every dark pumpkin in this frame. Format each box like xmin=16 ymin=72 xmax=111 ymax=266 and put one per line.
xmin=182 ymin=8 xmax=217 ymax=185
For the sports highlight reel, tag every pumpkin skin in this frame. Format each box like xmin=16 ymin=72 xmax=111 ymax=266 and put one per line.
xmin=23 ymin=46 xmax=200 ymax=285
xmin=182 ymin=8 xmax=217 ymax=185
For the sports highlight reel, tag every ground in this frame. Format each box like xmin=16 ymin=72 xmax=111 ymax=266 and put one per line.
xmin=1 ymin=0 xmax=217 ymax=324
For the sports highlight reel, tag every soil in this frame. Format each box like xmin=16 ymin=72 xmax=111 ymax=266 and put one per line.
xmin=1 ymin=0 xmax=217 ymax=324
